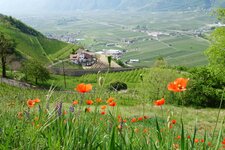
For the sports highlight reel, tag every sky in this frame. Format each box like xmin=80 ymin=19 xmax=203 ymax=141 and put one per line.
xmin=0 ymin=0 xmax=46 ymax=14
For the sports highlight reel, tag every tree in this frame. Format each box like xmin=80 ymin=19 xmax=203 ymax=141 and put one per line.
xmin=205 ymin=8 xmax=225 ymax=81
xmin=21 ymin=60 xmax=50 ymax=84
xmin=0 ymin=33 xmax=15 ymax=77
xmin=107 ymin=56 xmax=112 ymax=68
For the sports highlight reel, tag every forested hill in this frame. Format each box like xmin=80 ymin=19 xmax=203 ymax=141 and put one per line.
xmin=0 ymin=14 xmax=78 ymax=64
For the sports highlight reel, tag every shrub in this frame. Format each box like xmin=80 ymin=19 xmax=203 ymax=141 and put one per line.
xmin=184 ymin=67 xmax=225 ymax=108
xmin=109 ymin=81 xmax=127 ymax=91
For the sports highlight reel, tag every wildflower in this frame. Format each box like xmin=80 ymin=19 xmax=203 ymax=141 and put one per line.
xmin=107 ymin=97 xmax=114 ymax=103
xmin=17 ymin=112 xmax=23 ymax=119
xmin=194 ymin=139 xmax=199 ymax=143
xmin=154 ymin=98 xmax=165 ymax=106
xmin=72 ymin=100 xmax=78 ymax=105
xmin=34 ymin=98 xmax=40 ymax=103
xmin=75 ymin=83 xmax=92 ymax=93
xmin=131 ymin=118 xmax=137 ymax=123
xmin=171 ymin=119 xmax=176 ymax=124
xmin=85 ymin=107 xmax=91 ymax=112
xmin=143 ymin=128 xmax=148 ymax=133
xmin=63 ymin=110 xmax=67 ymax=115
xmin=201 ymin=139 xmax=204 ymax=143
xmin=138 ymin=117 xmax=143 ymax=121
xmin=96 ymin=98 xmax=102 ymax=103
xmin=101 ymin=105 xmax=107 ymax=110
xmin=69 ymin=106 xmax=74 ymax=112
xmin=56 ymin=102 xmax=63 ymax=116
xmin=86 ymin=100 xmax=94 ymax=105
xmin=144 ymin=116 xmax=149 ymax=119
xmin=101 ymin=111 xmax=106 ymax=115
xmin=187 ymin=135 xmax=191 ymax=139
xmin=168 ymin=78 xmax=189 ymax=92
xmin=27 ymin=99 xmax=35 ymax=108
xmin=208 ymin=142 xmax=211 ymax=146
xmin=222 ymin=138 xmax=225 ymax=145
xmin=177 ymin=135 xmax=181 ymax=139
xmin=118 ymin=124 xmax=122 ymax=129
xmin=123 ymin=119 xmax=127 ymax=123
xmin=109 ymin=101 xmax=116 ymax=107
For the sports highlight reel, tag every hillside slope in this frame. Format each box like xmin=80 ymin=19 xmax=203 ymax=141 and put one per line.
xmin=0 ymin=14 xmax=79 ymax=64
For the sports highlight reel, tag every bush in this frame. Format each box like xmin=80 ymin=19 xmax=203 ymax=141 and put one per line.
xmin=183 ymin=67 xmax=225 ymax=108
xmin=109 ymin=81 xmax=127 ymax=91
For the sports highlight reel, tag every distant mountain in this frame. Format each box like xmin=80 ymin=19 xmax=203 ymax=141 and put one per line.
xmin=0 ymin=14 xmax=78 ymax=64
xmin=46 ymin=0 xmax=224 ymax=11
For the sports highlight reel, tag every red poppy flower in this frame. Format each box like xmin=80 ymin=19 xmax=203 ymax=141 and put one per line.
xmin=27 ymin=99 xmax=35 ymax=108
xmin=154 ymin=98 xmax=165 ymax=106
xmin=138 ymin=117 xmax=143 ymax=121
xmin=171 ymin=119 xmax=176 ymax=124
xmin=143 ymin=128 xmax=148 ymax=133
xmin=101 ymin=105 xmax=107 ymax=110
xmin=168 ymin=78 xmax=189 ymax=92
xmin=107 ymin=97 xmax=114 ymax=103
xmin=101 ymin=111 xmax=106 ymax=115
xmin=222 ymin=139 xmax=225 ymax=145
xmin=177 ymin=135 xmax=181 ymax=139
xmin=34 ymin=98 xmax=40 ymax=103
xmin=194 ymin=139 xmax=199 ymax=143
xmin=201 ymin=139 xmax=204 ymax=143
xmin=75 ymin=83 xmax=92 ymax=93
xmin=131 ymin=118 xmax=137 ymax=123
xmin=187 ymin=135 xmax=191 ymax=139
xmin=73 ymin=100 xmax=79 ymax=105
xmin=109 ymin=101 xmax=116 ymax=107
xmin=86 ymin=100 xmax=94 ymax=105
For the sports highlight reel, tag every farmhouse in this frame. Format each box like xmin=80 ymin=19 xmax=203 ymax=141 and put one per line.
xmin=70 ymin=49 xmax=97 ymax=66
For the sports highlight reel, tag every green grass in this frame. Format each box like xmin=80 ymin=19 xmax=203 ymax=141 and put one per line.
xmin=0 ymin=76 xmax=224 ymax=149
xmin=0 ymin=15 xmax=79 ymax=64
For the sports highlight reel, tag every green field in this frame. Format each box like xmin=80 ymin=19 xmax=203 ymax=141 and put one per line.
xmin=19 ymin=11 xmax=214 ymax=67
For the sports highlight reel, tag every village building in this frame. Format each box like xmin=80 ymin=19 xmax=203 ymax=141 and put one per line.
xmin=70 ymin=49 xmax=97 ymax=66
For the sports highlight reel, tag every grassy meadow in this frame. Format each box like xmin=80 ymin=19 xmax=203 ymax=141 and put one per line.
xmin=1 ymin=67 xmax=225 ymax=149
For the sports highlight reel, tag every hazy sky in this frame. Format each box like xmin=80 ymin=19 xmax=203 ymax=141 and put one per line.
xmin=0 ymin=0 xmax=47 ymax=14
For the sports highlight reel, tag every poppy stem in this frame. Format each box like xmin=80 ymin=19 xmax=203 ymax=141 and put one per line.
xmin=160 ymin=106 xmax=164 ymax=119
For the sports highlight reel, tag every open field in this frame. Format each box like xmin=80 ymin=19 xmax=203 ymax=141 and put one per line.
xmin=19 ymin=11 xmax=214 ymax=67
xmin=0 ymin=77 xmax=225 ymax=149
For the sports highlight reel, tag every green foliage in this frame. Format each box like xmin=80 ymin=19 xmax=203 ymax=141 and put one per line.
xmin=0 ymin=32 xmax=16 ymax=77
xmin=107 ymin=56 xmax=112 ymax=68
xmin=109 ymin=81 xmax=128 ymax=91
xmin=141 ymin=68 xmax=182 ymax=102
xmin=21 ymin=60 xmax=50 ymax=84
xmin=0 ymin=14 xmax=78 ymax=64
xmin=5 ymin=16 xmax=43 ymax=37
xmin=184 ymin=67 xmax=225 ymax=108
